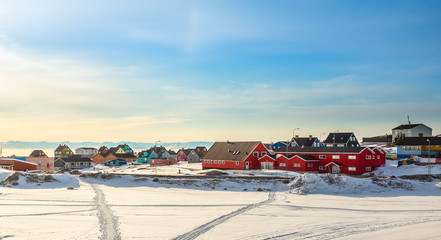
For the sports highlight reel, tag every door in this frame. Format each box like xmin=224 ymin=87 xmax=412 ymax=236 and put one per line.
xmin=268 ymin=162 xmax=274 ymax=170
xmin=245 ymin=161 xmax=249 ymax=170
xmin=332 ymin=165 xmax=340 ymax=174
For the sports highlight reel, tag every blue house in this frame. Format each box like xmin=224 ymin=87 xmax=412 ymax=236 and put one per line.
xmin=395 ymin=137 xmax=441 ymax=159
xmin=272 ymin=136 xmax=324 ymax=150
xmin=271 ymin=141 xmax=290 ymax=150
xmin=105 ymin=159 xmax=127 ymax=167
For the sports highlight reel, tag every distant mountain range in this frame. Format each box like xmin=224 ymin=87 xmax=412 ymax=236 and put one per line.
xmin=2 ymin=141 xmax=214 ymax=151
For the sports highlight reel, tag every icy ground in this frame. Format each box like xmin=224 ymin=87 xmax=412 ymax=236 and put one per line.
xmin=1 ymin=161 xmax=441 ymax=240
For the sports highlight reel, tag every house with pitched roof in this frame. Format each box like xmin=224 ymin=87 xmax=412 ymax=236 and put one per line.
xmin=54 ymin=155 xmax=93 ymax=170
xmin=54 ymin=144 xmax=74 ymax=158
xmin=392 ymin=124 xmax=432 ymax=143
xmin=92 ymin=146 xmax=137 ymax=164
xmin=202 ymin=141 xmax=269 ymax=170
xmin=75 ymin=147 xmax=98 ymax=158
xmin=323 ymin=132 xmax=360 ymax=147
xmin=29 ymin=150 xmax=48 ymax=158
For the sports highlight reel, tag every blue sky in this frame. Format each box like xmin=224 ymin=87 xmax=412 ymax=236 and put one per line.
xmin=0 ymin=0 xmax=440 ymax=142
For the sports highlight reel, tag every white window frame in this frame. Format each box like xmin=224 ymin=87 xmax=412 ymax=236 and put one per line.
xmin=332 ymin=155 xmax=340 ymax=159
xmin=366 ymin=167 xmax=371 ymax=171
xmin=348 ymin=155 xmax=356 ymax=160
xmin=319 ymin=155 xmax=326 ymax=159
xmin=261 ymin=152 xmax=267 ymax=156
xmin=307 ymin=163 xmax=313 ymax=168
xmin=348 ymin=167 xmax=356 ymax=171
xmin=377 ymin=155 xmax=380 ymax=159
xmin=279 ymin=163 xmax=286 ymax=167
xmin=235 ymin=161 xmax=239 ymax=166
xmin=222 ymin=161 xmax=225 ymax=165
xmin=294 ymin=163 xmax=300 ymax=167
xmin=253 ymin=152 xmax=258 ymax=157
xmin=366 ymin=155 xmax=372 ymax=159
xmin=319 ymin=166 xmax=325 ymax=170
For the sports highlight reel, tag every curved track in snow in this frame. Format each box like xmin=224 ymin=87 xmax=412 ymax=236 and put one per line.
xmin=90 ymin=184 xmax=121 ymax=240
xmin=171 ymin=182 xmax=279 ymax=240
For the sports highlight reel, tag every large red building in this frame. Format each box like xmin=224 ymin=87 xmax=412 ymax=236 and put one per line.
xmin=202 ymin=141 xmax=269 ymax=170
xmin=202 ymin=142 xmax=386 ymax=175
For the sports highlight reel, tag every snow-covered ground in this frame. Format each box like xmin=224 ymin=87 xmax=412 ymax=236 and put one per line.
xmin=1 ymin=161 xmax=441 ymax=240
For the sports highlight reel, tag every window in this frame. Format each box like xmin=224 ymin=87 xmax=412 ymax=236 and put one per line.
xmin=319 ymin=155 xmax=326 ymax=159
xmin=348 ymin=167 xmax=356 ymax=171
xmin=294 ymin=163 xmax=300 ymax=167
xmin=366 ymin=155 xmax=371 ymax=159
xmin=319 ymin=166 xmax=325 ymax=170
xmin=211 ymin=160 xmax=213 ymax=164
xmin=203 ymin=160 xmax=206 ymax=163
xmin=280 ymin=163 xmax=286 ymax=167
xmin=307 ymin=163 xmax=313 ymax=168
xmin=377 ymin=156 xmax=380 ymax=159
xmin=214 ymin=160 xmax=217 ymax=164
xmin=332 ymin=155 xmax=340 ymax=159
xmin=253 ymin=152 xmax=258 ymax=157
xmin=222 ymin=161 xmax=225 ymax=165
xmin=261 ymin=152 xmax=267 ymax=156
xmin=348 ymin=155 xmax=356 ymax=160
xmin=235 ymin=162 xmax=239 ymax=166
xmin=366 ymin=167 xmax=371 ymax=171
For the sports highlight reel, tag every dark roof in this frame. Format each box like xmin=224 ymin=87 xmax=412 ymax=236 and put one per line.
xmin=392 ymin=124 xmax=425 ymax=130
xmin=323 ymin=132 xmax=354 ymax=144
xmin=275 ymin=146 xmax=367 ymax=154
xmin=395 ymin=137 xmax=441 ymax=146
xmin=55 ymin=144 xmax=70 ymax=152
xmin=362 ymin=135 xmax=392 ymax=143
xmin=98 ymin=146 xmax=108 ymax=152
xmin=296 ymin=155 xmax=319 ymax=161
xmin=57 ymin=155 xmax=92 ymax=163
xmin=293 ymin=137 xmax=318 ymax=147
xmin=195 ymin=146 xmax=207 ymax=152
xmin=202 ymin=141 xmax=260 ymax=162
xmin=168 ymin=150 xmax=177 ymax=155
xmin=193 ymin=148 xmax=205 ymax=158
xmin=29 ymin=150 xmax=47 ymax=157
xmin=77 ymin=147 xmax=97 ymax=150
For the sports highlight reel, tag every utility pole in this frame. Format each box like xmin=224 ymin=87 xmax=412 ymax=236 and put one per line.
xmin=427 ymin=139 xmax=431 ymax=175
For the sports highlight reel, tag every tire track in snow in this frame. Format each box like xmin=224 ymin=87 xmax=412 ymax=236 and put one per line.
xmin=172 ymin=182 xmax=279 ymax=240
xmin=90 ymin=184 xmax=121 ymax=240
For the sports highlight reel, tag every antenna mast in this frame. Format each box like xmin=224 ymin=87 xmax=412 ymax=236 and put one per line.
xmin=407 ymin=115 xmax=411 ymax=125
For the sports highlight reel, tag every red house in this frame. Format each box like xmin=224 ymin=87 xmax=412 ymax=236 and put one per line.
xmin=176 ymin=149 xmax=192 ymax=162
xmin=202 ymin=141 xmax=269 ymax=170
xmin=0 ymin=158 xmax=37 ymax=171
xmin=275 ymin=146 xmax=385 ymax=175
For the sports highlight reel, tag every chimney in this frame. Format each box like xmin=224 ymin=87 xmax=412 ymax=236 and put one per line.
xmin=295 ymin=135 xmax=299 ymax=139
xmin=309 ymin=135 xmax=312 ymax=140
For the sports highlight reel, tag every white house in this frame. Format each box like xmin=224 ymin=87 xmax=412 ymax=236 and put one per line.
xmin=392 ymin=124 xmax=432 ymax=143
xmin=75 ymin=147 xmax=98 ymax=159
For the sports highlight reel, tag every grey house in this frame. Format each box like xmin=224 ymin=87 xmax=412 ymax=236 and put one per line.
xmin=54 ymin=155 xmax=93 ymax=171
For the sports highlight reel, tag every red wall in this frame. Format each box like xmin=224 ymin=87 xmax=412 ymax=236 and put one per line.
xmin=177 ymin=151 xmax=188 ymax=161
xmin=0 ymin=159 xmax=37 ymax=171
xmin=277 ymin=148 xmax=385 ymax=175
xmin=202 ymin=143 xmax=270 ymax=170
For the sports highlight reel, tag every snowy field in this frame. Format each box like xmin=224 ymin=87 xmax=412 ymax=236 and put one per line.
xmin=1 ymin=161 xmax=441 ymax=240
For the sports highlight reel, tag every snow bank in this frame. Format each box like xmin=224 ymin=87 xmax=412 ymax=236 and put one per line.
xmin=373 ymin=160 xmax=441 ymax=177
xmin=0 ymin=172 xmax=80 ymax=189
xmin=0 ymin=169 xmax=13 ymax=181
xmin=288 ymin=173 xmax=415 ymax=194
